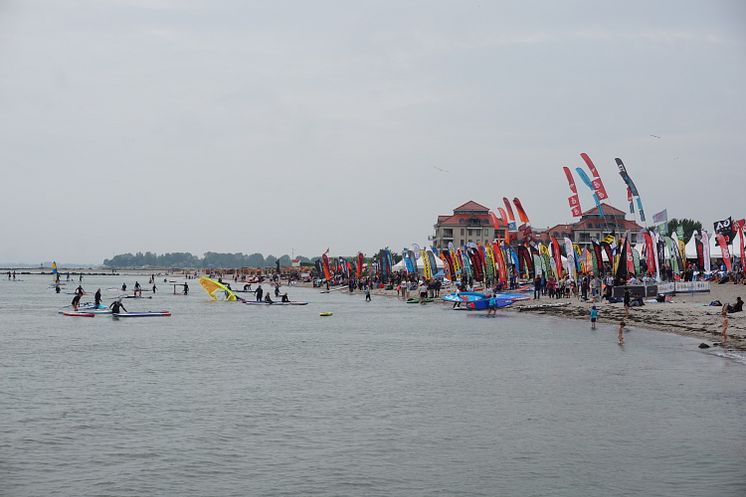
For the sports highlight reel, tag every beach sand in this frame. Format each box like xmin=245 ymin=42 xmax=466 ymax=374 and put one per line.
xmin=509 ymin=282 xmax=746 ymax=351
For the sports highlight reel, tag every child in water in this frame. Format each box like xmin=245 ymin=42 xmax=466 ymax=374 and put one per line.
xmin=618 ymin=320 xmax=626 ymax=345
xmin=590 ymin=305 xmax=598 ymax=330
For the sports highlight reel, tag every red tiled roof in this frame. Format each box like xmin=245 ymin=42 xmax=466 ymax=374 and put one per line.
xmin=453 ymin=200 xmax=490 ymax=213
xmin=581 ymin=203 xmax=626 ymax=217
xmin=436 ymin=213 xmax=492 ymax=227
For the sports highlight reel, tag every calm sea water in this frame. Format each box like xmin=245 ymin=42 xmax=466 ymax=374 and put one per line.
xmin=1 ymin=275 xmax=745 ymax=497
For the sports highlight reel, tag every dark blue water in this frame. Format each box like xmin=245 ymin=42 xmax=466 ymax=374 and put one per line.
xmin=2 ymin=275 xmax=745 ymax=496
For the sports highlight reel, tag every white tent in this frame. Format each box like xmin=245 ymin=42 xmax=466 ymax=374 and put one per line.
xmin=685 ymin=232 xmax=730 ymax=259
xmin=392 ymin=255 xmax=444 ymax=272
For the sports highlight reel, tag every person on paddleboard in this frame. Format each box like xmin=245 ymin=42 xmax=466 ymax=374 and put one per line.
xmin=255 ymin=285 xmax=263 ymax=302
xmin=94 ymin=289 xmax=102 ymax=308
xmin=281 ymin=293 xmax=290 ymax=303
xmin=134 ymin=281 xmax=142 ymax=297
xmin=109 ymin=299 xmax=127 ymax=315
xmin=75 ymin=285 xmax=84 ymax=296
xmin=71 ymin=293 xmax=82 ymax=311
xmin=264 ymin=293 xmax=274 ymax=304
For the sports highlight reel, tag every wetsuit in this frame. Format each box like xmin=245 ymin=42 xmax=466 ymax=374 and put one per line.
xmin=110 ymin=301 xmax=127 ymax=314
xmin=94 ymin=290 xmax=102 ymax=307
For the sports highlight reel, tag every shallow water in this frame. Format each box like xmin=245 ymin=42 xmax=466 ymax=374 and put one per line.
xmin=2 ymin=275 xmax=745 ymax=496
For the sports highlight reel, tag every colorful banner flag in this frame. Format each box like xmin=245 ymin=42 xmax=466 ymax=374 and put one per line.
xmin=579 ymin=153 xmax=609 ymax=200
xmin=716 ymin=234 xmax=732 ymax=272
xmin=562 ymin=166 xmax=582 ymax=217
xmin=652 ymin=209 xmax=668 ymax=224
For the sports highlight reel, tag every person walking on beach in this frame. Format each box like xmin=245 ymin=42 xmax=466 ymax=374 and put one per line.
xmin=183 ymin=282 xmax=189 ymax=295
xmin=590 ymin=305 xmax=598 ymax=330
xmin=623 ymin=288 xmax=631 ymax=318
xmin=365 ymin=286 xmax=371 ymax=302
xmin=533 ymin=274 xmax=541 ymax=300
xmin=618 ymin=320 xmax=626 ymax=345
xmin=721 ymin=304 xmax=729 ymax=346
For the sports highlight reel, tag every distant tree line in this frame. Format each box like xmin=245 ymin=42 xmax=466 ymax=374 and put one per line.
xmin=103 ymin=251 xmax=311 ymax=269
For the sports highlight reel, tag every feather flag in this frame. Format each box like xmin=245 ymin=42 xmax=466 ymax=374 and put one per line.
xmin=563 ymin=237 xmax=575 ymax=279
xmin=550 ymin=237 xmax=563 ymax=278
xmin=579 ymin=153 xmax=609 ymax=200
xmin=716 ymin=234 xmax=733 ymax=272
xmin=503 ymin=198 xmax=517 ymax=231
xmin=575 ymin=167 xmax=605 ymax=217
xmin=616 ymin=158 xmax=646 ymax=223
xmin=512 ymin=198 xmax=530 ymax=224
xmin=702 ymin=230 xmax=712 ymax=273
xmin=562 ymin=166 xmax=582 ymax=217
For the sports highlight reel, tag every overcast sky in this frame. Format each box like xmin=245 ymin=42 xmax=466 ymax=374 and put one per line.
xmin=1 ymin=0 xmax=744 ymax=263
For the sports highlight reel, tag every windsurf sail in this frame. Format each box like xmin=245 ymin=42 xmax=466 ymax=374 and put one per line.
xmin=322 ymin=250 xmax=332 ymax=281
xmin=198 ymin=276 xmax=237 ymax=301
xmin=51 ymin=261 xmax=59 ymax=283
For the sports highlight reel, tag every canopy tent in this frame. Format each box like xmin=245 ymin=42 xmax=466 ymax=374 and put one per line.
xmin=684 ymin=232 xmax=731 ymax=259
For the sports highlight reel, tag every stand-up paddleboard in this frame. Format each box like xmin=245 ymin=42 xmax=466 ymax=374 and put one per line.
xmin=62 ymin=311 xmax=95 ymax=317
xmin=243 ymin=301 xmax=308 ymax=306
xmin=123 ymin=295 xmax=153 ymax=299
xmin=112 ymin=310 xmax=171 ymax=317
xmin=59 ymin=308 xmax=112 ymax=315
xmin=320 ymin=312 xmax=333 ymax=316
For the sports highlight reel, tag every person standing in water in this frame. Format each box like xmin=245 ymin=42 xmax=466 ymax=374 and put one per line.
xmin=183 ymin=282 xmax=189 ymax=295
xmin=94 ymin=289 xmax=102 ymax=308
xmin=71 ymin=292 xmax=82 ymax=311
xmin=618 ymin=320 xmax=626 ymax=345
xmin=109 ymin=299 xmax=127 ymax=315
xmin=590 ymin=305 xmax=598 ymax=330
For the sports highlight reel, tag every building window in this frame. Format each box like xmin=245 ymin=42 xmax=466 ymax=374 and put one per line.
xmin=460 ymin=228 xmax=464 ymax=235
xmin=579 ymin=232 xmax=591 ymax=242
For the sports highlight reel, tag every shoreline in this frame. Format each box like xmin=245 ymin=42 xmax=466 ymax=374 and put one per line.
xmin=321 ymin=281 xmax=746 ymax=351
